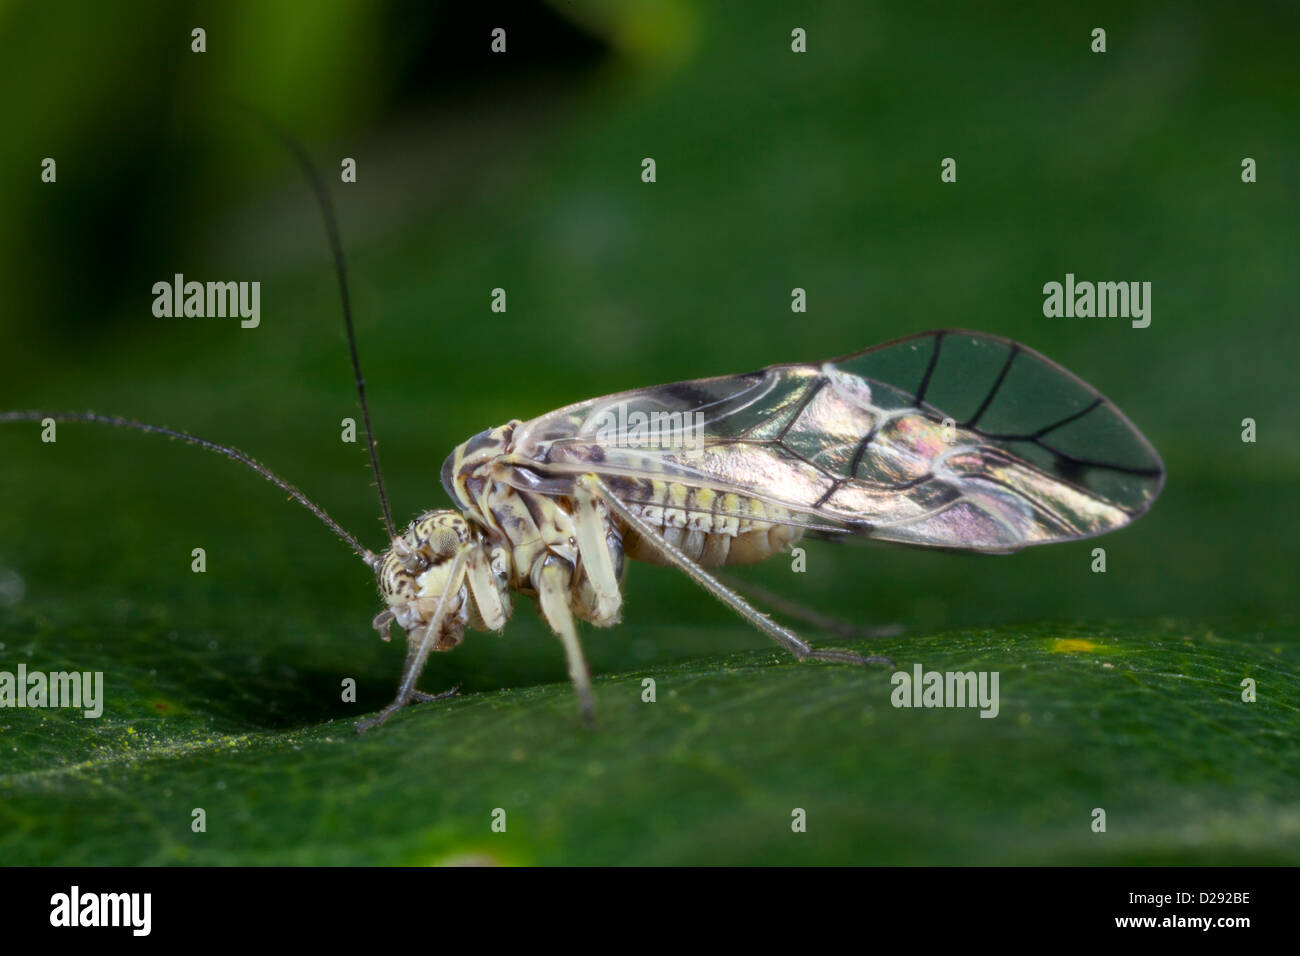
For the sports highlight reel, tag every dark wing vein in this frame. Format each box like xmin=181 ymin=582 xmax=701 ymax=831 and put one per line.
xmin=963 ymin=344 xmax=1019 ymax=427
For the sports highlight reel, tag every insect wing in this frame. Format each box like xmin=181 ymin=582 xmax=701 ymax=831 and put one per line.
xmin=508 ymin=330 xmax=1164 ymax=552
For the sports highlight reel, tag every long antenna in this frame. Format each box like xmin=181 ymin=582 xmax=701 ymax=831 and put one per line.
xmin=1 ymin=411 xmax=378 ymax=568
xmin=250 ymin=110 xmax=398 ymax=541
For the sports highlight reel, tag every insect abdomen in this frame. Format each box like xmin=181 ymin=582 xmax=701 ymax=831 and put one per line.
xmin=618 ymin=481 xmax=801 ymax=568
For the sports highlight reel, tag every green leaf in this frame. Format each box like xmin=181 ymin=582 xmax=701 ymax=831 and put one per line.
xmin=1 ymin=604 xmax=1295 ymax=865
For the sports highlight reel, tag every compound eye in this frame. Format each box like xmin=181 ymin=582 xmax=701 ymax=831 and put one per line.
xmin=427 ymin=525 xmax=461 ymax=559
xmin=413 ymin=512 xmax=466 ymax=560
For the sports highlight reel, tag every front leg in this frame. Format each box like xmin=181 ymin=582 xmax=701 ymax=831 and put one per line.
xmin=355 ymin=635 xmax=455 ymax=733
xmin=411 ymin=686 xmax=461 ymax=704
xmin=357 ymin=545 xmax=471 ymax=734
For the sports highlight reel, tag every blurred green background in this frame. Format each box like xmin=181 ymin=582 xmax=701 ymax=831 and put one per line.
xmin=0 ymin=0 xmax=1296 ymax=865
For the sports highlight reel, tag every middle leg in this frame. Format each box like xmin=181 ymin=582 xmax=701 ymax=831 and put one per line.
xmin=535 ymin=554 xmax=597 ymax=726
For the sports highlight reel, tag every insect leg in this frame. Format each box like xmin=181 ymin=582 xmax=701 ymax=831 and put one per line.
xmin=466 ymin=544 xmax=510 ymax=631
xmin=579 ymin=474 xmax=893 ymax=667
xmin=536 ymin=556 xmax=597 ymax=726
xmin=572 ymin=479 xmax=622 ymax=623
xmin=410 ymin=686 xmax=462 ymax=704
xmin=356 ymin=546 xmax=470 ymax=734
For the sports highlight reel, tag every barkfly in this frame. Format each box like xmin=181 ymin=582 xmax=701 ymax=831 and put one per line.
xmin=2 ymin=149 xmax=1165 ymax=734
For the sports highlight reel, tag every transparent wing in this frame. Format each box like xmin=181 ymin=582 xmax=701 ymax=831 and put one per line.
xmin=506 ymin=330 xmax=1165 ymax=552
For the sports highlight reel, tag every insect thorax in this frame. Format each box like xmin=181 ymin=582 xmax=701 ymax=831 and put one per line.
xmin=441 ymin=422 xmax=622 ymax=599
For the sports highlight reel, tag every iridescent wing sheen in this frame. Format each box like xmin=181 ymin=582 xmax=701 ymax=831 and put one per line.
xmin=506 ymin=330 xmax=1165 ymax=552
